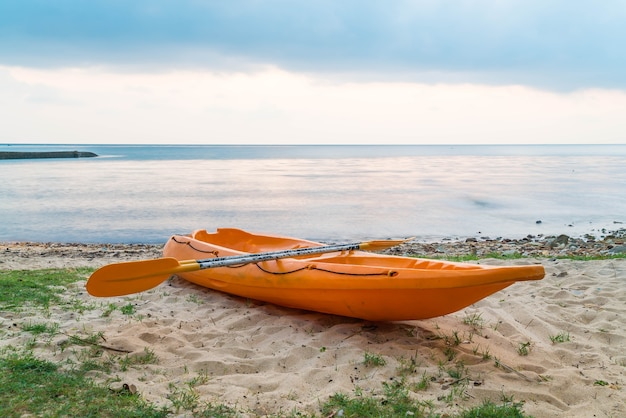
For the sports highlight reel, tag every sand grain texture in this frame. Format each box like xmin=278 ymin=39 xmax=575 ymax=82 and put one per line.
xmin=1 ymin=242 xmax=624 ymax=417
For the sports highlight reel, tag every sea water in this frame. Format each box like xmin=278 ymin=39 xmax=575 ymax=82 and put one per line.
xmin=1 ymin=144 xmax=625 ymax=243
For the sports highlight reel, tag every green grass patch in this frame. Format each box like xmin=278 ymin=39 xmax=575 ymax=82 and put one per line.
xmin=0 ymin=351 xmax=168 ymax=418
xmin=424 ymin=253 xmax=524 ymax=262
xmin=0 ymin=268 xmax=93 ymax=311
xmin=456 ymin=400 xmax=529 ymax=417
xmin=22 ymin=321 xmax=60 ymax=336
xmin=319 ymin=380 xmax=531 ymax=418
xmin=321 ymin=380 xmax=430 ymax=418
xmin=120 ymin=302 xmax=136 ymax=316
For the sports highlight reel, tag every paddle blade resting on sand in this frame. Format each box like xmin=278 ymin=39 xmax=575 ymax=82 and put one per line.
xmin=86 ymin=258 xmax=200 ymax=297
xmin=86 ymin=238 xmax=412 ymax=297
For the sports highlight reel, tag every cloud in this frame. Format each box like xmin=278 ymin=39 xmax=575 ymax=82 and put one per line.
xmin=1 ymin=1 xmax=625 ymax=89
xmin=3 ymin=65 xmax=626 ymax=144
xmin=2 ymin=1 xmax=625 ymax=145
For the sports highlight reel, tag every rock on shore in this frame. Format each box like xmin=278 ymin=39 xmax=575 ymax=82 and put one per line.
xmin=1 ymin=229 xmax=624 ymax=270
xmin=384 ymin=229 xmax=626 ymax=258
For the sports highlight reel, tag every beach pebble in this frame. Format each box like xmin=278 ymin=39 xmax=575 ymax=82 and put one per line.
xmin=608 ymin=245 xmax=626 ymax=254
xmin=109 ymin=382 xmax=138 ymax=395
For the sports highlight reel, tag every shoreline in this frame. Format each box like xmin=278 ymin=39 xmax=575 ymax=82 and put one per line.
xmin=1 ymin=230 xmax=624 ymax=270
xmin=387 ymin=228 xmax=626 ymax=258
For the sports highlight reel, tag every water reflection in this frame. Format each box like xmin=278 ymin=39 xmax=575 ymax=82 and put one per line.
xmin=1 ymin=147 xmax=625 ymax=243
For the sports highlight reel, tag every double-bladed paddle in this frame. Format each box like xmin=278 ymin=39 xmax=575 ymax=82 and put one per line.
xmin=86 ymin=238 xmax=412 ymax=297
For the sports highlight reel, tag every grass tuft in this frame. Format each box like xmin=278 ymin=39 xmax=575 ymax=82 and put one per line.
xmin=363 ymin=352 xmax=387 ymax=367
xmin=517 ymin=342 xmax=531 ymax=356
xmin=22 ymin=321 xmax=60 ymax=336
xmin=121 ymin=302 xmax=136 ymax=316
xmin=549 ymin=332 xmax=571 ymax=344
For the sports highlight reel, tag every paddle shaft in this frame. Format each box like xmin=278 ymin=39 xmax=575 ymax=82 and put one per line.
xmin=185 ymin=242 xmax=367 ymax=270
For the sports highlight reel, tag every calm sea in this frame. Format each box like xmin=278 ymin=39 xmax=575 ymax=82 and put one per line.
xmin=1 ymin=144 xmax=625 ymax=244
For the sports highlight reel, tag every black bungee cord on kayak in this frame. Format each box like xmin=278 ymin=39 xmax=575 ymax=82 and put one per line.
xmin=171 ymin=235 xmax=397 ymax=277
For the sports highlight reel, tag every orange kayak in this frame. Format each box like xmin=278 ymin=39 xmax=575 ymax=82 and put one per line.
xmin=162 ymin=228 xmax=545 ymax=321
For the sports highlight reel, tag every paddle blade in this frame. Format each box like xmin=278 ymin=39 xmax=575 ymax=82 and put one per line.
xmin=86 ymin=258 xmax=196 ymax=297
xmin=359 ymin=237 xmax=414 ymax=251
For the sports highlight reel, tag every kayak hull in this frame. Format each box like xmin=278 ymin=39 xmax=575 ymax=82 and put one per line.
xmin=162 ymin=228 xmax=545 ymax=321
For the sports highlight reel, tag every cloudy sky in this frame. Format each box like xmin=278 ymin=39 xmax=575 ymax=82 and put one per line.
xmin=1 ymin=1 xmax=625 ymax=145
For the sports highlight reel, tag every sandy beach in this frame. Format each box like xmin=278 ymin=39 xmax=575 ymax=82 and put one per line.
xmin=1 ymin=237 xmax=625 ymax=417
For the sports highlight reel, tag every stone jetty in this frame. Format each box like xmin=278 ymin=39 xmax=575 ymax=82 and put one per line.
xmin=0 ymin=151 xmax=98 ymax=160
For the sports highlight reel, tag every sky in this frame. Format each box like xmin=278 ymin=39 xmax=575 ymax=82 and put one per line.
xmin=1 ymin=0 xmax=625 ymax=145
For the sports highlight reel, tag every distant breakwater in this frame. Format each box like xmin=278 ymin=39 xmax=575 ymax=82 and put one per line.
xmin=0 ymin=151 xmax=98 ymax=160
